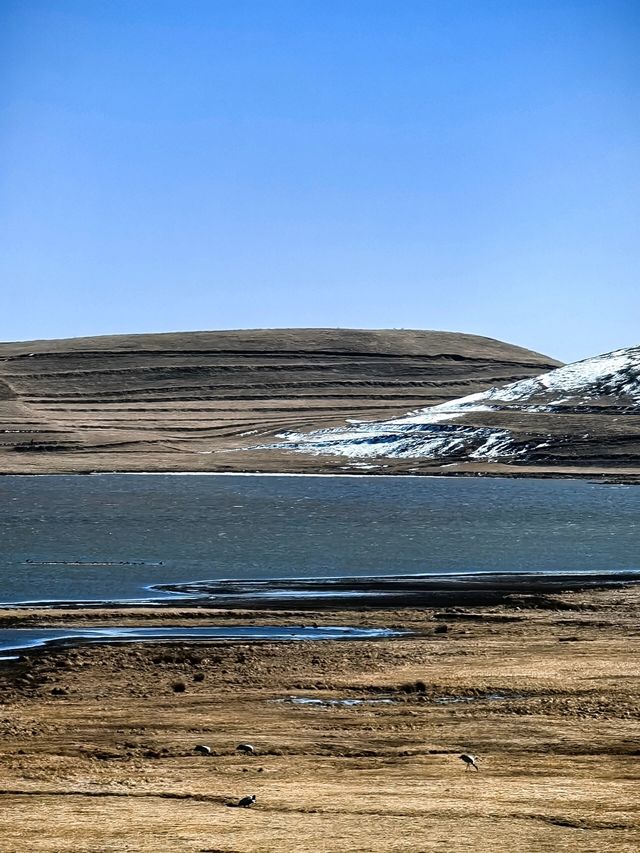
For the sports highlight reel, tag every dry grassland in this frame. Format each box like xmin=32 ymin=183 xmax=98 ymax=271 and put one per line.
xmin=0 ymin=328 xmax=562 ymax=475
xmin=0 ymin=587 xmax=639 ymax=852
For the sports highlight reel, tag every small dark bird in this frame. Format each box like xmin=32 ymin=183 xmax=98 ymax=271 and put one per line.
xmin=459 ymin=753 xmax=479 ymax=771
xmin=194 ymin=744 xmax=211 ymax=756
xmin=237 ymin=794 xmax=256 ymax=808
xmin=236 ymin=743 xmax=255 ymax=755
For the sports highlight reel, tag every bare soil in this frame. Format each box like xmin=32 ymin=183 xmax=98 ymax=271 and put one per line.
xmin=1 ymin=586 xmax=639 ymax=852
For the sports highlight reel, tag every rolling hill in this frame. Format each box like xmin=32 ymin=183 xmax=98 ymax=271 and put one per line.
xmin=0 ymin=328 xmax=559 ymax=474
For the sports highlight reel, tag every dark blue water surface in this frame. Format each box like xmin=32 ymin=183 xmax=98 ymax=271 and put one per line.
xmin=1 ymin=474 xmax=639 ymax=604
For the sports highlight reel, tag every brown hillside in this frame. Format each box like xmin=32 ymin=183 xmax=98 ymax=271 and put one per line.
xmin=0 ymin=329 xmax=559 ymax=474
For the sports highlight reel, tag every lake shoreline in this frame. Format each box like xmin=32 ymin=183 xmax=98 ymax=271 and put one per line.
xmin=2 ymin=466 xmax=640 ymax=484
xmin=3 ymin=570 xmax=640 ymax=614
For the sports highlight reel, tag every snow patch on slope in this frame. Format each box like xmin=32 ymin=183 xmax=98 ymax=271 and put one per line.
xmin=263 ymin=346 xmax=640 ymax=462
xmin=276 ymin=422 xmax=517 ymax=461
xmin=393 ymin=345 xmax=640 ymax=426
xmin=458 ymin=345 xmax=640 ymax=407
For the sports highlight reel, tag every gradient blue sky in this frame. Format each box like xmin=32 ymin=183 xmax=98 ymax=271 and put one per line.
xmin=1 ymin=1 xmax=638 ymax=362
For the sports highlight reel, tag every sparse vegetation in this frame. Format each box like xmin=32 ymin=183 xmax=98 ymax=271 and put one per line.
xmin=0 ymin=585 xmax=638 ymax=850
xmin=0 ymin=329 xmax=560 ymax=475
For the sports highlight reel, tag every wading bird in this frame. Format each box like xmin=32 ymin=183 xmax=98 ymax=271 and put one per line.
xmin=237 ymin=794 xmax=256 ymax=808
xmin=194 ymin=744 xmax=211 ymax=756
xmin=236 ymin=743 xmax=255 ymax=755
xmin=459 ymin=753 xmax=479 ymax=771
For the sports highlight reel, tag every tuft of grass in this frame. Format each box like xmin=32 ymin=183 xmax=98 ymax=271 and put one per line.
xmin=398 ymin=680 xmax=428 ymax=694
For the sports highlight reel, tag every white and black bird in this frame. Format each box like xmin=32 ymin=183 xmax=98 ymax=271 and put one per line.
xmin=194 ymin=744 xmax=211 ymax=756
xmin=237 ymin=794 xmax=256 ymax=808
xmin=459 ymin=753 xmax=479 ymax=771
xmin=236 ymin=743 xmax=255 ymax=755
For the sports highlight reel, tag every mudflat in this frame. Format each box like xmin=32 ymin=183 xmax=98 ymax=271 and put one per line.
xmin=0 ymin=585 xmax=639 ymax=852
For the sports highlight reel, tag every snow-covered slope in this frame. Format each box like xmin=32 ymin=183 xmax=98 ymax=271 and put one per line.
xmin=267 ymin=346 xmax=640 ymax=463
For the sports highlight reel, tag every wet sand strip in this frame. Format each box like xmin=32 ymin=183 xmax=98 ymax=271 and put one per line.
xmin=150 ymin=570 xmax=640 ymax=610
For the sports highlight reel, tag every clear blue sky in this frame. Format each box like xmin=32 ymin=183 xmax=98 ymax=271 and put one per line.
xmin=1 ymin=1 xmax=638 ymax=362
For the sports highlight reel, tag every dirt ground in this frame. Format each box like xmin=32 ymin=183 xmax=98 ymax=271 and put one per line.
xmin=0 ymin=586 xmax=639 ymax=852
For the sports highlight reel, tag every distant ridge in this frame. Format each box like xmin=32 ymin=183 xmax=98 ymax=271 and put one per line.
xmin=0 ymin=328 xmax=559 ymax=474
xmin=1 ymin=327 xmax=557 ymax=360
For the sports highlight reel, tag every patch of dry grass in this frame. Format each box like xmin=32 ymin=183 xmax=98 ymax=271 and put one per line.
xmin=0 ymin=588 xmax=639 ymax=851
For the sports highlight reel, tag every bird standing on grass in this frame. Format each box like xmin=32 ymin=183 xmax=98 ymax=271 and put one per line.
xmin=459 ymin=753 xmax=479 ymax=771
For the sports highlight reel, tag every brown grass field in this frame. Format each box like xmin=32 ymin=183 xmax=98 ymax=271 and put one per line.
xmin=0 ymin=585 xmax=639 ymax=852
xmin=0 ymin=328 xmax=568 ymax=476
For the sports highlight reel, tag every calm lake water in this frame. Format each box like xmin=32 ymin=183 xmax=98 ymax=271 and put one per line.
xmin=1 ymin=474 xmax=639 ymax=605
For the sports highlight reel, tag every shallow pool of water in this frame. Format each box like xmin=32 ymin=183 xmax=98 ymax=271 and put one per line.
xmin=0 ymin=625 xmax=404 ymax=654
